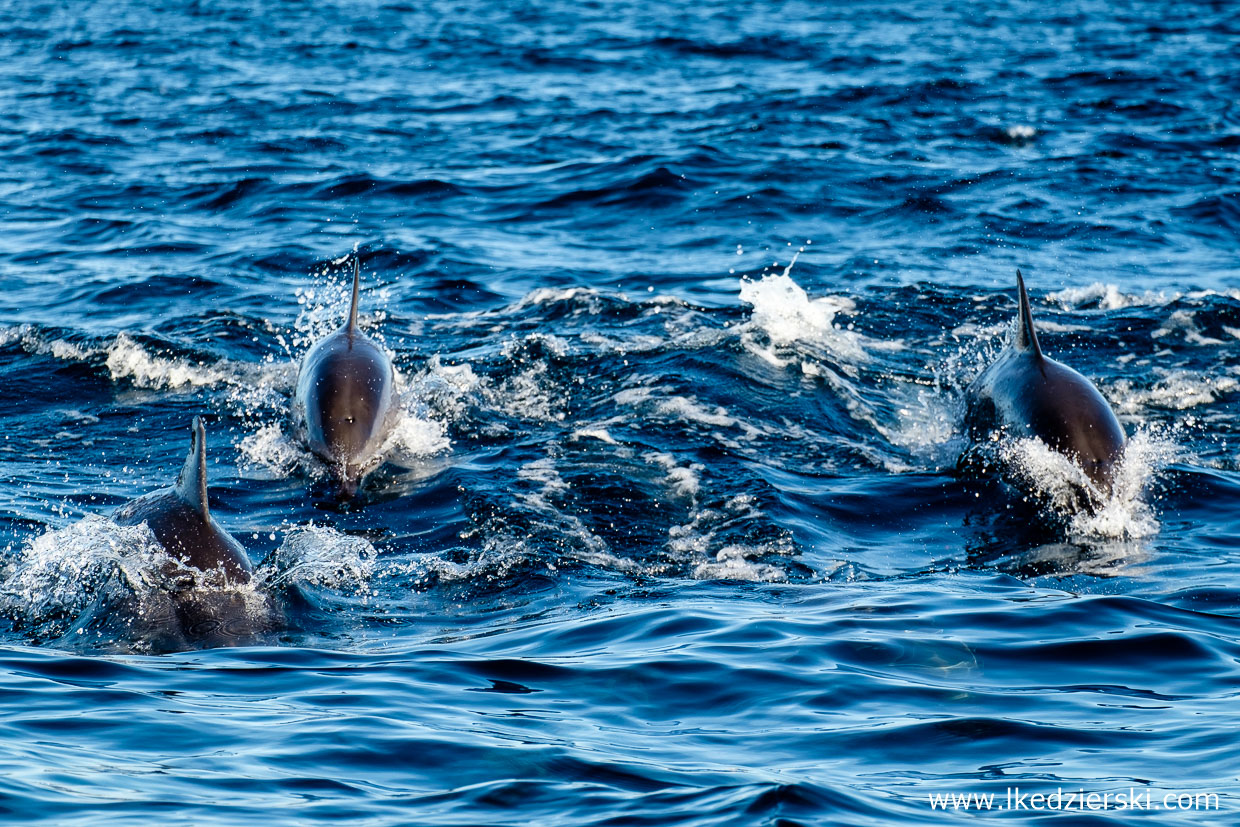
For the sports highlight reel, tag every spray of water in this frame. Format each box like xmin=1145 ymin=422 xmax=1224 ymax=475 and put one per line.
xmin=997 ymin=426 xmax=1180 ymax=540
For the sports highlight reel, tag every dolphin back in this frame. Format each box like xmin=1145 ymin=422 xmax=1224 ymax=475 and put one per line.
xmin=114 ymin=418 xmax=253 ymax=582
xmin=295 ymin=332 xmax=395 ymax=491
xmin=965 ymin=270 xmax=1126 ymax=496
xmin=294 ymin=254 xmax=397 ymax=496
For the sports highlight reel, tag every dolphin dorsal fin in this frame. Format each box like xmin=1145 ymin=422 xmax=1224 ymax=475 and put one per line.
xmin=175 ymin=416 xmax=210 ymax=518
xmin=1014 ymin=269 xmax=1043 ymax=359
xmin=346 ymin=256 xmax=361 ymax=336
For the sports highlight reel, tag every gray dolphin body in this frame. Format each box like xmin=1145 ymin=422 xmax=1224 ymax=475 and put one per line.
xmin=294 ymin=257 xmax=396 ymax=497
xmin=107 ymin=418 xmax=280 ymax=650
xmin=965 ymin=271 xmax=1126 ymax=495
xmin=114 ymin=417 xmax=253 ymax=583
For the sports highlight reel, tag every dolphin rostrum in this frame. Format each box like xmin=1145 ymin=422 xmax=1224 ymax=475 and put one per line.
xmin=114 ymin=416 xmax=253 ymax=583
xmin=964 ymin=270 xmax=1126 ymax=496
xmin=294 ymin=255 xmax=397 ymax=497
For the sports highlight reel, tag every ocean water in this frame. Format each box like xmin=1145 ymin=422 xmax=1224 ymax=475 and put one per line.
xmin=1 ymin=0 xmax=1239 ymax=824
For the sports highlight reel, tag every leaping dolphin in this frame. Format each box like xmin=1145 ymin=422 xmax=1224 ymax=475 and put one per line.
xmin=114 ymin=416 xmax=253 ymax=583
xmin=294 ymin=255 xmax=397 ymax=497
xmin=964 ymin=270 xmax=1126 ymax=497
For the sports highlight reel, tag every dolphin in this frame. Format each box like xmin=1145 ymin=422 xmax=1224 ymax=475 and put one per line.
xmin=104 ymin=417 xmax=285 ymax=651
xmin=113 ymin=416 xmax=254 ymax=583
xmin=294 ymin=255 xmax=397 ymax=497
xmin=964 ymin=270 xmax=1125 ymax=497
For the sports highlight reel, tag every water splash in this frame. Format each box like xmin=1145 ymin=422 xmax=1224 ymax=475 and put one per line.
xmin=257 ymin=525 xmax=377 ymax=595
xmin=237 ymin=422 xmax=314 ymax=478
xmin=0 ymin=516 xmax=280 ymax=649
xmin=0 ymin=516 xmax=165 ymax=632
xmin=738 ymin=255 xmax=904 ymax=377
xmin=998 ymin=426 xmax=1179 ymax=539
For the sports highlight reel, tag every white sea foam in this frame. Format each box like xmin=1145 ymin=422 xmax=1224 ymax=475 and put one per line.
xmin=949 ymin=320 xmax=1008 ymax=343
xmin=667 ymin=494 xmax=792 ymax=583
xmin=515 ymin=286 xmax=605 ymax=314
xmin=644 ymin=452 xmax=702 ymax=499
xmin=431 ymin=334 xmax=570 ymax=425
xmin=571 ymin=427 xmax=619 ymax=444
xmin=1046 ymin=282 xmax=1174 ymax=310
xmin=104 ymin=332 xmax=227 ymax=388
xmin=579 ymin=331 xmax=671 ymax=355
xmin=613 ymin=386 xmax=654 ymax=407
xmin=489 ymin=364 xmax=564 ymax=422
xmin=516 ymin=455 xmax=570 ymax=495
xmin=1033 ymin=319 xmax=1091 ymax=334
xmin=654 ymin=396 xmax=738 ymax=429
xmin=614 ymin=384 xmax=766 ymax=444
xmin=419 ymin=446 xmax=794 ymax=582
xmin=14 ymin=324 xmax=293 ymax=400
xmin=257 ymin=525 xmax=376 ymax=595
xmin=405 ymin=356 xmax=483 ymax=423
xmin=691 ymin=544 xmax=789 ymax=582
xmin=1152 ymin=310 xmax=1226 ymax=346
xmin=502 ymin=332 xmax=569 ymax=360
xmin=406 ymin=530 xmax=625 ymax=585
xmin=398 ymin=442 xmax=791 ymax=583
xmin=1108 ymin=371 xmax=1238 ymax=414
xmin=6 ymin=324 xmax=92 ymax=361
xmin=503 ymin=454 xmax=618 ymax=571
xmin=998 ymin=427 xmax=1177 ymax=540
xmin=47 ymin=338 xmax=92 ymax=361
xmin=411 ymin=346 xmax=572 ymax=433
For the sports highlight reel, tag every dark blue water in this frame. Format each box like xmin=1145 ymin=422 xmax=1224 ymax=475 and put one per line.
xmin=2 ymin=1 xmax=1238 ymax=823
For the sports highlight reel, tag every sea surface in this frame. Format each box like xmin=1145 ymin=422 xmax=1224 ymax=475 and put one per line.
xmin=1 ymin=1 xmax=1238 ymax=824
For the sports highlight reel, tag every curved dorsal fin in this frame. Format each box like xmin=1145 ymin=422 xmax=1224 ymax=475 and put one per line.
xmin=175 ymin=416 xmax=210 ymax=518
xmin=347 ymin=255 xmax=361 ymax=335
xmin=1014 ymin=269 xmax=1043 ymax=359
